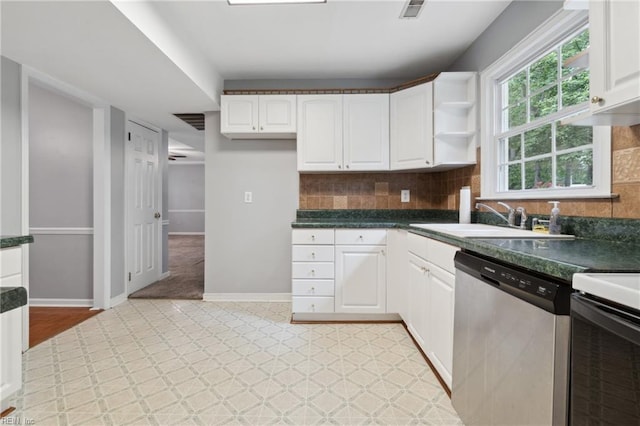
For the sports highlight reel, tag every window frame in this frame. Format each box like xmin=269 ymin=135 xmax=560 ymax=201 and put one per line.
xmin=480 ymin=9 xmax=611 ymax=200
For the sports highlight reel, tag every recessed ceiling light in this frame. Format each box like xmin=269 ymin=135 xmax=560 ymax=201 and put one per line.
xmin=228 ymin=0 xmax=325 ymax=5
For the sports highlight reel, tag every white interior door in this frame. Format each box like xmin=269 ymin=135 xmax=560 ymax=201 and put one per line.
xmin=126 ymin=121 xmax=160 ymax=294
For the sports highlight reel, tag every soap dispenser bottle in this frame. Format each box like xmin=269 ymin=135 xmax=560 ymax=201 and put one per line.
xmin=548 ymin=201 xmax=561 ymax=235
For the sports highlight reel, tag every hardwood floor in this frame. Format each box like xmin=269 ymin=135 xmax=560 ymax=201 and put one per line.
xmin=29 ymin=307 xmax=102 ymax=348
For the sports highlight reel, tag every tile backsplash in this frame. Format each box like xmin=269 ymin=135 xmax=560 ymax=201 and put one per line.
xmin=299 ymin=125 xmax=640 ymax=219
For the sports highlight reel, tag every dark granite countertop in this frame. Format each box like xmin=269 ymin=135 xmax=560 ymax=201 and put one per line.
xmin=1 ymin=235 xmax=34 ymax=249
xmin=292 ymin=210 xmax=640 ymax=283
xmin=1 ymin=287 xmax=27 ymax=313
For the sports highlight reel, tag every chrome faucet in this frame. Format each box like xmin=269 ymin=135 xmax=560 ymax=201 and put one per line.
xmin=475 ymin=202 xmax=527 ymax=229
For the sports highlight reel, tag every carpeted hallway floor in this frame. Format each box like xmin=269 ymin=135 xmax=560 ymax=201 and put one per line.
xmin=129 ymin=235 xmax=204 ymax=299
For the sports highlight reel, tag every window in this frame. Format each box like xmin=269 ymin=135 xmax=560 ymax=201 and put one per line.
xmin=481 ymin=10 xmax=611 ymax=200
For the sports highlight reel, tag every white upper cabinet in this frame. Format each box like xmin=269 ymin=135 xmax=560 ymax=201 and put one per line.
xmin=390 ymin=82 xmax=433 ymax=170
xmin=221 ymin=95 xmax=296 ymax=139
xmin=390 ymin=72 xmax=477 ymax=171
xmin=297 ymin=94 xmax=390 ymax=172
xmin=589 ymin=0 xmax=640 ymax=125
xmin=343 ymin=94 xmax=390 ymax=171
xmin=297 ymin=95 xmax=344 ymax=171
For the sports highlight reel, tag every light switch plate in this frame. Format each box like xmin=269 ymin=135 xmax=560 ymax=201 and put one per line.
xmin=244 ymin=191 xmax=252 ymax=203
xmin=401 ymin=189 xmax=410 ymax=203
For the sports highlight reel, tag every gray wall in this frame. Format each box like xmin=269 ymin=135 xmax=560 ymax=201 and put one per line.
xmin=168 ymin=163 xmax=205 ymax=234
xmin=28 ymin=83 xmax=94 ymax=300
xmin=1 ymin=57 xmax=22 ymax=236
xmin=448 ymin=0 xmax=563 ymax=72
xmin=110 ymin=106 xmax=126 ymax=299
xmin=204 ymin=112 xmax=298 ymax=295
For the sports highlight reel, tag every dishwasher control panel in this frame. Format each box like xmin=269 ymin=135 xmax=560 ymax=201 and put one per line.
xmin=456 ymin=251 xmax=571 ymax=315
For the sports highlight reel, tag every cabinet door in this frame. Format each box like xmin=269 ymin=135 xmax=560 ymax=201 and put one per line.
xmin=387 ymin=229 xmax=408 ymax=319
xmin=335 ymin=245 xmax=386 ymax=314
xmin=220 ymin=95 xmax=258 ymax=134
xmin=0 ymin=308 xmax=22 ymax=409
xmin=259 ymin=95 xmax=297 ymax=134
xmin=590 ymin=0 xmax=640 ymax=115
xmin=390 ymin=83 xmax=433 ymax=170
xmin=343 ymin=94 xmax=390 ymax=171
xmin=407 ymin=253 xmax=429 ymax=350
xmin=297 ymin=95 xmax=343 ymax=171
xmin=426 ymin=264 xmax=455 ymax=389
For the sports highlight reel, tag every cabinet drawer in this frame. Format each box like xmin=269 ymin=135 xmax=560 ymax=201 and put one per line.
xmin=0 ymin=247 xmax=22 ymax=278
xmin=408 ymin=232 xmax=429 ymax=259
xmin=426 ymin=239 xmax=459 ymax=274
xmin=292 ymin=262 xmax=335 ymax=279
xmin=292 ymin=229 xmax=334 ymax=245
xmin=292 ymin=245 xmax=334 ymax=262
xmin=292 ymin=280 xmax=334 ymax=296
xmin=292 ymin=296 xmax=335 ymax=313
xmin=335 ymin=229 xmax=386 ymax=245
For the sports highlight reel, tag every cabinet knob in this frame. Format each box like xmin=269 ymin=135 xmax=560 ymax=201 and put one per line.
xmin=421 ymin=267 xmax=429 ymax=273
xmin=591 ymin=96 xmax=603 ymax=104
xmin=311 ymin=235 xmax=315 ymax=241
xmin=311 ymin=252 xmax=315 ymax=258
xmin=338 ymin=165 xmax=342 ymax=169
xmin=260 ymin=126 xmax=264 ymax=130
xmin=359 ymin=235 xmax=363 ymax=239
xmin=346 ymin=165 xmax=350 ymax=169
xmin=311 ymin=287 xmax=315 ymax=293
xmin=311 ymin=304 xmax=315 ymax=311
xmin=311 ymin=269 xmax=315 ymax=275
xmin=252 ymin=126 xmax=256 ymax=130
xmin=425 ymin=160 xmax=430 ymax=164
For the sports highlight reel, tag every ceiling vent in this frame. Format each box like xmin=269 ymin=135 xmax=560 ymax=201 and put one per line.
xmin=400 ymin=0 xmax=425 ymax=19
xmin=174 ymin=113 xmax=205 ymax=131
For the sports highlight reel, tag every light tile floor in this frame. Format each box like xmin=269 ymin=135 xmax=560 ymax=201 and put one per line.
xmin=9 ymin=300 xmax=463 ymax=425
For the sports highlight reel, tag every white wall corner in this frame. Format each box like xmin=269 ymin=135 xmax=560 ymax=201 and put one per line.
xmin=110 ymin=292 xmax=128 ymax=308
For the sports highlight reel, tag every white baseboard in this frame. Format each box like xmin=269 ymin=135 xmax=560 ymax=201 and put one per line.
xmin=203 ymin=293 xmax=291 ymax=302
xmin=30 ymin=298 xmax=93 ymax=307
xmin=110 ymin=292 xmax=127 ymax=308
xmin=168 ymin=232 xmax=205 ymax=236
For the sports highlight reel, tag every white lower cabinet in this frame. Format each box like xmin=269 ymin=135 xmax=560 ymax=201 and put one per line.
xmin=291 ymin=229 xmax=335 ymax=313
xmin=406 ymin=232 xmax=458 ymax=389
xmin=407 ymin=253 xmax=430 ymax=349
xmin=425 ymin=263 xmax=455 ymax=387
xmin=335 ymin=245 xmax=386 ymax=313
xmin=387 ymin=229 xmax=408 ymax=318
xmin=292 ymin=228 xmax=387 ymax=316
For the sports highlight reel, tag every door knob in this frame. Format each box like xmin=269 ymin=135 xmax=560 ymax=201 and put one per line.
xmin=154 ymin=212 xmax=161 ymax=219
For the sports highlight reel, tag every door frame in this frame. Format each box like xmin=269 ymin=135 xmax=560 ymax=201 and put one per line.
xmin=124 ymin=118 xmax=163 ymax=295
xmin=20 ymin=67 xmax=112 ymax=349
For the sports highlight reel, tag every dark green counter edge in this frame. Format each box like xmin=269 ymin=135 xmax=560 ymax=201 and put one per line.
xmin=1 ymin=287 xmax=27 ymax=313
xmin=1 ymin=235 xmax=34 ymax=249
xmin=292 ymin=210 xmax=640 ymax=283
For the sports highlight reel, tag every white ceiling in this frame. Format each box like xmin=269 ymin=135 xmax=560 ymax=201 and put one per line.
xmin=1 ymin=0 xmax=511 ymax=152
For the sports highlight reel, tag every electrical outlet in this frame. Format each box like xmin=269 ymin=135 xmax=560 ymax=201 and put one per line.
xmin=244 ymin=191 xmax=252 ymax=203
xmin=401 ymin=189 xmax=410 ymax=203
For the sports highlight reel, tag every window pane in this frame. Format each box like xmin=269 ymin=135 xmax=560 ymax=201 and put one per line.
xmin=557 ymin=123 xmax=592 ymax=150
xmin=556 ymin=150 xmax=593 ymax=187
xmin=531 ymin=51 xmax=557 ymax=92
xmin=562 ymin=29 xmax=589 ymax=76
xmin=504 ymin=164 xmax=522 ymax=191
xmin=524 ymin=124 xmax=552 ymax=157
xmin=506 ymin=102 xmax=526 ymax=129
xmin=507 ymin=70 xmax=527 ymax=105
xmin=508 ymin=135 xmax=521 ymax=161
xmin=525 ymin=158 xmax=552 ymax=189
xmin=530 ymin=86 xmax=558 ymax=120
xmin=562 ymin=69 xmax=589 ymax=107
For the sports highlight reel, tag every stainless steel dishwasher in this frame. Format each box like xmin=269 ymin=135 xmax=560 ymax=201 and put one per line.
xmin=451 ymin=251 xmax=572 ymax=426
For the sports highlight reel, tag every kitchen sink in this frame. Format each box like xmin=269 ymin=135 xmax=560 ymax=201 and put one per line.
xmin=410 ymin=223 xmax=575 ymax=239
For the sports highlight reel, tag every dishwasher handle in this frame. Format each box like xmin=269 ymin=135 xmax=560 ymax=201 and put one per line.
xmin=572 ymin=293 xmax=640 ymax=346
